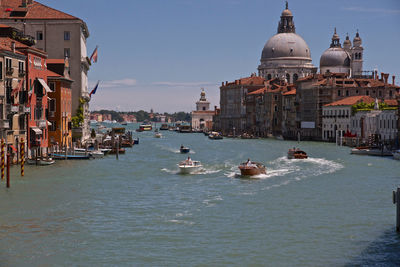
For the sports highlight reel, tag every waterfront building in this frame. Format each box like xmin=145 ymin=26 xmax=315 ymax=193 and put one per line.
xmin=46 ymin=58 xmax=73 ymax=149
xmin=191 ymin=89 xmax=214 ymax=131
xmin=0 ymin=26 xmax=29 ymax=158
xmin=258 ymin=2 xmax=317 ymax=83
xmin=296 ymin=72 xmax=399 ymax=140
xmin=0 ymin=0 xmax=92 ymax=142
xmin=350 ymin=99 xmax=398 ymax=142
xmin=218 ymin=74 xmax=265 ymax=135
xmin=281 ymin=88 xmax=297 ymax=139
xmin=16 ymin=39 xmax=50 ymax=157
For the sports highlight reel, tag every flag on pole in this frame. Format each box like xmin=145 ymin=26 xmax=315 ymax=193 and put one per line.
xmin=89 ymin=80 xmax=100 ymax=97
xmin=27 ymin=81 xmax=34 ymax=105
xmin=89 ymin=46 xmax=98 ymax=63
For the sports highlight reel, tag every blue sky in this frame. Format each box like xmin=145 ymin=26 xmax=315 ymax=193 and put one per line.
xmin=40 ymin=0 xmax=400 ymax=112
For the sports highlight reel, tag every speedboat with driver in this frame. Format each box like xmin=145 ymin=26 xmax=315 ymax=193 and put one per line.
xmin=178 ymin=157 xmax=202 ymax=174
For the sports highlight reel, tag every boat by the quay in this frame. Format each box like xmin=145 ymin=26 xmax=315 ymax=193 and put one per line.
xmin=50 ymin=153 xmax=92 ymax=160
xmin=351 ymin=146 xmax=392 ymax=156
xmin=178 ymin=158 xmax=202 ymax=174
xmin=74 ymin=148 xmax=104 ymax=158
xmin=208 ymin=132 xmax=223 ymax=140
xmin=160 ymin=124 xmax=169 ymax=130
xmin=288 ymin=148 xmax=308 ymax=159
xmin=393 ymin=150 xmax=400 ymax=160
xmin=179 ymin=125 xmax=192 ymax=133
xmin=238 ymin=160 xmax=266 ymax=176
xmin=27 ymin=157 xmax=55 ymax=165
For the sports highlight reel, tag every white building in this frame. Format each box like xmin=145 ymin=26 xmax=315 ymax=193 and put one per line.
xmin=351 ymin=101 xmax=398 ymax=141
xmin=0 ymin=0 xmax=91 ymax=141
xmin=191 ymin=89 xmax=214 ymax=130
xmin=258 ymin=2 xmax=317 ymax=83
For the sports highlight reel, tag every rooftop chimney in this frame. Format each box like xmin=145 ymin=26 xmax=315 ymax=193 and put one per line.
xmin=393 ymin=75 xmax=396 ymax=86
xmin=11 ymin=41 xmax=15 ymax=53
xmin=21 ymin=0 xmax=27 ymax=7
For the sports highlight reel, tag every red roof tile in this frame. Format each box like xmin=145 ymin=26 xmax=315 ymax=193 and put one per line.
xmin=324 ymin=96 xmax=375 ymax=107
xmin=0 ymin=37 xmax=26 ymax=55
xmin=46 ymin=69 xmax=61 ymax=77
xmin=0 ymin=0 xmax=79 ymax=20
xmin=248 ymin=87 xmax=268 ymax=95
xmin=283 ymin=89 xmax=296 ymax=96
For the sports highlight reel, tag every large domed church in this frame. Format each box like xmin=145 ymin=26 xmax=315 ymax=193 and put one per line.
xmin=258 ymin=2 xmax=364 ymax=82
xmin=258 ymin=2 xmax=317 ymax=83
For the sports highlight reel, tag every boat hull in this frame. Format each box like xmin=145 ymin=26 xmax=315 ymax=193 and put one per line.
xmin=180 ymin=148 xmax=190 ymax=153
xmin=238 ymin=162 xmax=266 ymax=176
xmin=179 ymin=166 xmax=202 ymax=174
xmin=351 ymin=148 xmax=392 ymax=156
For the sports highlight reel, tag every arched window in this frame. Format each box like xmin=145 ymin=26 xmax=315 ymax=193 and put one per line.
xmin=267 ymin=74 xmax=272 ymax=80
xmin=286 ymin=73 xmax=290 ymax=83
xmin=293 ymin=73 xmax=298 ymax=83
xmin=359 ymin=53 xmax=362 ymax=59
xmin=354 ymin=53 xmax=358 ymax=60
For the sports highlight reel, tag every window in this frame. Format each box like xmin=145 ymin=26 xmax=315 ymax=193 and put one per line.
xmin=338 ymin=90 xmax=341 ymax=96
xmin=346 ymin=90 xmax=349 ymax=96
xmin=64 ymin=31 xmax=70 ymax=41
xmin=5 ymin=58 xmax=12 ymax=70
xmin=274 ymin=105 xmax=278 ymax=112
xmin=64 ymin=48 xmax=70 ymax=58
xmin=49 ymin=98 xmax=56 ymax=112
xmin=49 ymin=121 xmax=57 ymax=131
xmin=0 ymin=61 xmax=2 ymax=79
xmin=18 ymin=61 xmax=24 ymax=74
xmin=36 ymin=31 xmax=43 ymax=41
xmin=5 ymin=79 xmax=12 ymax=104
xmin=293 ymin=73 xmax=298 ymax=83
xmin=18 ymin=114 xmax=25 ymax=130
xmin=49 ymin=82 xmax=55 ymax=92
xmin=356 ymin=90 xmax=359 ymax=95
xmin=286 ymin=73 xmax=290 ymax=83
xmin=267 ymin=74 xmax=271 ymax=80
xmin=366 ymin=90 xmax=369 ymax=96
xmin=274 ymin=95 xmax=278 ymax=101
xmin=389 ymin=90 xmax=393 ymax=97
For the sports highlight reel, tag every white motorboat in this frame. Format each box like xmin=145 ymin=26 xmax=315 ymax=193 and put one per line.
xmin=351 ymin=146 xmax=392 ymax=156
xmin=27 ymin=157 xmax=55 ymax=165
xmin=74 ymin=148 xmax=104 ymax=158
xmin=178 ymin=159 xmax=202 ymax=174
xmin=155 ymin=132 xmax=162 ymax=138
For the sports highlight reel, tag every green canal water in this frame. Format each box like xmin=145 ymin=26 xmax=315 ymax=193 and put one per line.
xmin=0 ymin=125 xmax=400 ymax=266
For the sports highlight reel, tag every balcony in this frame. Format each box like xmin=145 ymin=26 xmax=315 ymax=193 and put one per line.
xmin=18 ymin=70 xmax=26 ymax=77
xmin=38 ymin=120 xmax=47 ymax=128
xmin=0 ymin=120 xmax=9 ymax=129
xmin=6 ymin=68 xmax=14 ymax=76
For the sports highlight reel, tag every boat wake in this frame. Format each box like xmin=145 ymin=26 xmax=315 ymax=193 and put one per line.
xmin=224 ymin=156 xmax=344 ymax=184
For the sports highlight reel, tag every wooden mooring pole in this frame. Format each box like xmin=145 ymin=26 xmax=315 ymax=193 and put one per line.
xmin=1 ymin=139 xmax=4 ymax=180
xmin=393 ymin=187 xmax=400 ymax=232
xmin=20 ymin=138 xmax=24 ymax=176
xmin=6 ymin=151 xmax=10 ymax=188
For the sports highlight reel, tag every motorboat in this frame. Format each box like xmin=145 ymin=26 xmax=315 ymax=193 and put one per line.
xmin=121 ymin=121 xmax=128 ymax=125
xmin=178 ymin=159 xmax=202 ymax=174
xmin=138 ymin=123 xmax=152 ymax=131
xmin=27 ymin=157 xmax=55 ymax=165
xmin=133 ymin=138 xmax=139 ymax=145
xmin=208 ymin=132 xmax=223 ymax=140
xmin=179 ymin=125 xmax=192 ymax=133
xmin=74 ymin=148 xmax=104 ymax=158
xmin=180 ymin=145 xmax=190 ymax=153
xmin=50 ymin=153 xmax=91 ymax=160
xmin=160 ymin=124 xmax=169 ymax=130
xmin=155 ymin=132 xmax=162 ymax=138
xmin=238 ymin=161 xmax=266 ymax=176
xmin=288 ymin=148 xmax=308 ymax=159
xmin=351 ymin=146 xmax=392 ymax=156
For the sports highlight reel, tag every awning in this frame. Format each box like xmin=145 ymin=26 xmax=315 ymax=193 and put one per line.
xmin=31 ymin=127 xmax=42 ymax=135
xmin=47 ymin=121 xmax=52 ymax=126
xmin=38 ymin=78 xmax=53 ymax=93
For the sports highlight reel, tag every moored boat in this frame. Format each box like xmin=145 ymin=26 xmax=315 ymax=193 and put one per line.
xmin=50 ymin=153 xmax=91 ymax=160
xmin=160 ymin=124 xmax=169 ymax=130
xmin=288 ymin=148 xmax=308 ymax=159
xmin=27 ymin=157 xmax=55 ymax=165
xmin=393 ymin=150 xmax=400 ymax=160
xmin=351 ymin=146 xmax=392 ymax=156
xmin=138 ymin=123 xmax=152 ymax=131
xmin=208 ymin=132 xmax=223 ymax=140
xmin=238 ymin=160 xmax=266 ymax=176
xmin=178 ymin=158 xmax=202 ymax=174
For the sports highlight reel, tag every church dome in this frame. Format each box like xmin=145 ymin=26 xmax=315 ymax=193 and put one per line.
xmin=320 ymin=47 xmax=350 ymax=68
xmin=281 ymin=8 xmax=292 ymax=17
xmin=261 ymin=33 xmax=311 ymax=60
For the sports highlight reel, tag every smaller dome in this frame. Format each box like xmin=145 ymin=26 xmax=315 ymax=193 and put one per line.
xmin=343 ymin=35 xmax=351 ymax=45
xmin=320 ymin=47 xmax=350 ymax=68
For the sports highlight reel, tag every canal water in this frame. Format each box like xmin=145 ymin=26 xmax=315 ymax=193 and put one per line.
xmin=0 ymin=125 xmax=400 ymax=266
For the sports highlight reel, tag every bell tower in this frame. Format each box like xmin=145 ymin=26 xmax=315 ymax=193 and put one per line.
xmin=351 ymin=30 xmax=364 ymax=77
xmin=196 ymin=88 xmax=210 ymax=111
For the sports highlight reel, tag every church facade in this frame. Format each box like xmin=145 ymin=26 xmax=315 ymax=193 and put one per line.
xmin=191 ymin=89 xmax=215 ymax=131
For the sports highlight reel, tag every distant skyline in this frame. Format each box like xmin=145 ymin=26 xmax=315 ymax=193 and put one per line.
xmin=40 ymin=0 xmax=400 ymax=112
